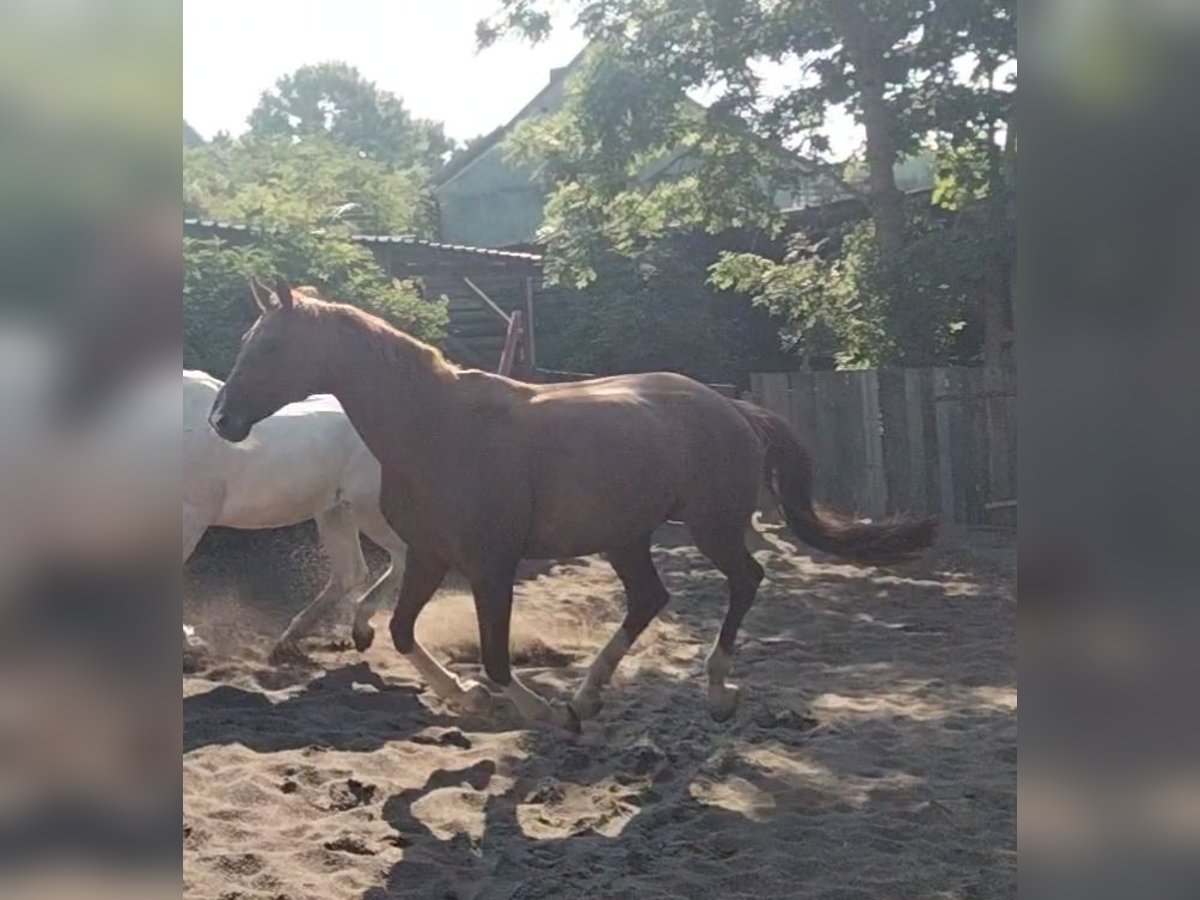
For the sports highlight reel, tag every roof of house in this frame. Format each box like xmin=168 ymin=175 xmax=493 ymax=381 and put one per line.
xmin=435 ymin=47 xmax=589 ymax=192
xmin=183 ymin=218 xmax=543 ymax=263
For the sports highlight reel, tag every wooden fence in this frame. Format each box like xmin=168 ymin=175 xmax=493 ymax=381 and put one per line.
xmin=749 ymin=368 xmax=1016 ymax=526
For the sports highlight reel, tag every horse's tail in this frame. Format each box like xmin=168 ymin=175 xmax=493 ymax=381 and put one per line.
xmin=731 ymin=398 xmax=937 ymax=564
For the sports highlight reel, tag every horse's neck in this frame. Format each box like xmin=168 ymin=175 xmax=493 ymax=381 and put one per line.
xmin=323 ymin=323 xmax=456 ymax=462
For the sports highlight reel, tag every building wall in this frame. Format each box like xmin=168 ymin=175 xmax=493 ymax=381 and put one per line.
xmin=435 ymin=66 xmax=574 ymax=248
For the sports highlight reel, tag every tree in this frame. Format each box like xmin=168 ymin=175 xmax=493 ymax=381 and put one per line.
xmin=183 ymin=132 xmax=446 ymax=376
xmin=480 ymin=0 xmax=1015 ymax=369
xmin=185 ymin=131 xmax=436 ymax=236
xmin=536 ymin=233 xmax=793 ymax=385
xmin=247 ymin=62 xmax=453 ymax=172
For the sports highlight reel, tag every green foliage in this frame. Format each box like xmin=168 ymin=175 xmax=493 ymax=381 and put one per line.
xmin=712 ymin=207 xmax=1001 ymax=368
xmin=484 ymin=0 xmax=1015 ymax=370
xmin=184 ymin=133 xmax=435 ymax=236
xmin=183 ymin=123 xmax=446 ymax=377
xmin=536 ymin=238 xmax=790 ymax=384
xmin=184 ymin=230 xmax=446 ymax=378
xmin=246 ymin=62 xmax=452 ymax=172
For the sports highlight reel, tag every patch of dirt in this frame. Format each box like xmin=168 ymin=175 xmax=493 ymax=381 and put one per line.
xmin=185 ymin=524 xmax=1015 ymax=899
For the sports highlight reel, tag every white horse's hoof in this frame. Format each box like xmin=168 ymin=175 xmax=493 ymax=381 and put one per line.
xmin=457 ymin=680 xmax=493 ymax=714
xmin=708 ymin=684 xmax=742 ymax=722
xmin=351 ymin=622 xmax=375 ymax=652
xmin=570 ymin=688 xmax=603 ymax=721
xmin=183 ymin=625 xmax=207 ymax=650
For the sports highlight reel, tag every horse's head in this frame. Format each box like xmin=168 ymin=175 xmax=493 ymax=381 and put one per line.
xmin=208 ymin=278 xmax=323 ymax=442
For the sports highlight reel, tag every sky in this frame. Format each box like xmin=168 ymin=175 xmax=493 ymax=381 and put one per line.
xmin=183 ymin=0 xmax=588 ymax=142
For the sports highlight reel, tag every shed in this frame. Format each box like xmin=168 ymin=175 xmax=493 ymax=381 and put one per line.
xmin=184 ymin=218 xmax=544 ymax=372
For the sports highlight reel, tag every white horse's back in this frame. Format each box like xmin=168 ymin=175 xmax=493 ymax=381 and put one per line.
xmin=184 ymin=371 xmax=382 ymax=531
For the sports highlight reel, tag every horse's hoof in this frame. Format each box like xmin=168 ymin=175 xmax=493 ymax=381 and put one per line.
xmin=268 ymin=641 xmax=307 ymax=667
xmin=708 ymin=684 xmax=741 ymax=723
xmin=569 ymin=689 xmax=603 ymax=721
xmin=458 ymin=680 xmax=493 ymax=714
xmin=351 ymin=623 xmax=375 ymax=653
xmin=552 ymin=701 xmax=582 ymax=735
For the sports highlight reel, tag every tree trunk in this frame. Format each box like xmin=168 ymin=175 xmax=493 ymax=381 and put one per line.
xmin=983 ymin=108 xmax=1016 ymax=509
xmin=851 ymin=45 xmax=905 ymax=256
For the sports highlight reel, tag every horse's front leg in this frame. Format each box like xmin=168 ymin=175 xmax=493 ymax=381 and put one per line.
xmin=388 ymin=551 xmax=490 ymax=713
xmin=182 ymin=501 xmax=210 ymax=669
xmin=472 ymin=571 xmax=580 ymax=734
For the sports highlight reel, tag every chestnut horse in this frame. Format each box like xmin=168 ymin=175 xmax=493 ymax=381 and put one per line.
xmin=210 ymin=280 xmax=935 ymax=732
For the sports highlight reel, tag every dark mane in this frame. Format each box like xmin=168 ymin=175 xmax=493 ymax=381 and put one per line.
xmin=297 ymin=293 xmax=459 ymax=380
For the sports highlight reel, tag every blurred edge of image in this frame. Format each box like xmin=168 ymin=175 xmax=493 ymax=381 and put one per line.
xmin=0 ymin=1 xmax=181 ymax=897
xmin=1022 ymin=0 xmax=1200 ymax=898
xmin=0 ymin=0 xmax=1198 ymax=896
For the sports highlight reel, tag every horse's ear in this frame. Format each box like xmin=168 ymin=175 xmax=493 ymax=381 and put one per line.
xmin=248 ymin=277 xmax=279 ymax=313
xmin=275 ymin=277 xmax=294 ymax=311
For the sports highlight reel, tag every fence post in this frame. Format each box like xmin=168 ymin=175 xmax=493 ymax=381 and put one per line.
xmin=860 ymin=371 xmax=887 ymax=518
xmin=933 ymin=368 xmax=957 ymax=525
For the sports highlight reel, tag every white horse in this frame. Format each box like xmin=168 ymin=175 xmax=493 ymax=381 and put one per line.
xmin=184 ymin=369 xmax=407 ymax=664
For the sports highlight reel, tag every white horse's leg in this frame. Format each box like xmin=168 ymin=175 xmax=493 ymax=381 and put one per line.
xmin=270 ymin=503 xmax=367 ymax=663
xmin=182 ymin=501 xmax=210 ymax=665
xmin=182 ymin=500 xmax=209 ymax=564
xmin=349 ymin=513 xmax=407 ymax=647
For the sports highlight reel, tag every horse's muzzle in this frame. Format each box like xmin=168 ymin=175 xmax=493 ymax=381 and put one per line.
xmin=208 ymin=407 xmax=251 ymax=443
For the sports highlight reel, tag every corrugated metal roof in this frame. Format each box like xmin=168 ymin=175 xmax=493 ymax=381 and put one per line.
xmin=184 ymin=218 xmax=542 ymax=264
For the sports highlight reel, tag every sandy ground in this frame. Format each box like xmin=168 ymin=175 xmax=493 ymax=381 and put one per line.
xmin=184 ymin=522 xmax=1016 ymax=900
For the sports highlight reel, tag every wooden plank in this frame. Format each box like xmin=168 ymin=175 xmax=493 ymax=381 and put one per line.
xmin=757 ymin=373 xmax=790 ymax=421
xmin=748 ymin=372 xmax=765 ymax=407
xmin=970 ymin=367 xmax=992 ymax=524
xmin=843 ymin=371 xmax=872 ymax=516
xmin=748 ymin=364 xmax=1016 ymax=526
xmin=787 ymin=370 xmax=817 ymax=449
xmin=524 ymin=276 xmax=537 ymax=368
xmin=933 ymin=368 xmax=956 ymax=524
xmin=813 ymin=370 xmax=862 ymax=514
xmin=810 ymin=371 xmax=837 ymax=511
xmin=946 ymin=367 xmax=987 ymax=525
xmin=921 ymin=369 xmax=942 ymax=520
xmin=462 ymin=276 xmax=512 ymax=324
xmin=497 ymin=309 xmax=525 ymax=376
xmin=877 ymin=368 xmax=909 ymax=516
xmin=860 ymin=371 xmax=887 ymax=518
xmin=950 ymin=368 xmax=975 ymax=524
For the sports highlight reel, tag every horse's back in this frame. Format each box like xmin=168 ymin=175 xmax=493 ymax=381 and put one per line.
xmin=518 ymin=372 xmax=761 ymax=555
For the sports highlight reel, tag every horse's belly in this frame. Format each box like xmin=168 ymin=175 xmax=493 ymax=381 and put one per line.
xmin=524 ymin=468 xmax=678 ymax=558
xmin=213 ymin=487 xmax=332 ymax=531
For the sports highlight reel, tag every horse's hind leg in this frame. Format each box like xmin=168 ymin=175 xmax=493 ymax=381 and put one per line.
xmin=389 ymin=551 xmax=490 ymax=712
xmin=348 ymin=511 xmax=408 ymax=651
xmin=691 ymin=522 xmax=765 ymax=721
xmin=270 ymin=503 xmax=367 ymax=663
xmin=571 ymin=536 xmax=668 ymax=720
